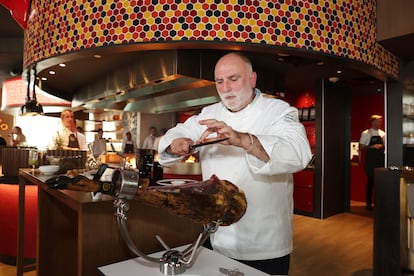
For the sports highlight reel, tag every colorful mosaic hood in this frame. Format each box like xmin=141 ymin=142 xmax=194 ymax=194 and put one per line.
xmin=24 ymin=0 xmax=398 ymax=78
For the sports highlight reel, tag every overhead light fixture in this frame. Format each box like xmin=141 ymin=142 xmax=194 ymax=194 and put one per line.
xmin=277 ymin=53 xmax=291 ymax=57
xmin=328 ymin=76 xmax=340 ymax=83
xmin=20 ymin=65 xmax=44 ymax=116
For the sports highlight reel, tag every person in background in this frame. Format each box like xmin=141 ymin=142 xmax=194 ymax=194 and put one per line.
xmin=92 ymin=128 xmax=107 ymax=158
xmin=142 ymin=126 xmax=157 ymax=149
xmin=0 ymin=136 xmax=6 ymax=146
xmin=359 ymin=114 xmax=386 ymax=211
xmin=9 ymin=126 xmax=26 ymax=146
xmin=122 ymin=131 xmax=136 ymax=154
xmin=158 ymin=52 xmax=312 ymax=275
xmin=153 ymin=128 xmax=168 ymax=152
xmin=53 ymin=109 xmax=87 ymax=150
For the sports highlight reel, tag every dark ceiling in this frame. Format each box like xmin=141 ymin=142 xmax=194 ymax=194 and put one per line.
xmin=0 ymin=5 xmax=24 ymax=86
xmin=378 ymin=33 xmax=414 ymax=61
xmin=1 ymin=4 xmax=412 ymax=105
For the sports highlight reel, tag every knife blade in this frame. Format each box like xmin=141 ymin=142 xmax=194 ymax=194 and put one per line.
xmin=190 ymin=137 xmax=229 ymax=149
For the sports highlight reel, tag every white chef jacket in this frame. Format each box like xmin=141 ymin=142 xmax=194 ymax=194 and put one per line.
xmin=359 ymin=128 xmax=386 ymax=146
xmin=158 ymin=89 xmax=312 ymax=261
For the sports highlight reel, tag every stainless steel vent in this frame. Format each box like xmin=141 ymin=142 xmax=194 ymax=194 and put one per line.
xmin=73 ymin=50 xmax=221 ymax=114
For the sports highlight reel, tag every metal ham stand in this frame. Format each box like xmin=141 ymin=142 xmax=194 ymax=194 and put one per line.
xmin=110 ymin=168 xmax=220 ymax=275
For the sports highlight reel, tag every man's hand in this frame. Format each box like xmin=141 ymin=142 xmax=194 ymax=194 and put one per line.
xmin=167 ymin=137 xmax=194 ymax=156
xmin=198 ymin=119 xmax=270 ymax=162
xmin=198 ymin=119 xmax=242 ymax=147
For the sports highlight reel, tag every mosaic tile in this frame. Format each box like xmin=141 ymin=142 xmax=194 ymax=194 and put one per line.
xmin=23 ymin=0 xmax=398 ymax=79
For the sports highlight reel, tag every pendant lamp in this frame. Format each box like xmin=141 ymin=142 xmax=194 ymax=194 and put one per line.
xmin=20 ymin=65 xmax=43 ymax=116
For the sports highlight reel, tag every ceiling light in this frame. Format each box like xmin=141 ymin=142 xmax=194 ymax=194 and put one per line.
xmin=277 ymin=53 xmax=291 ymax=57
xmin=41 ymin=77 xmax=47 ymax=81
xmin=59 ymin=63 xmax=66 ymax=67
xmin=49 ymin=70 xmax=56 ymax=75
xmin=328 ymin=76 xmax=339 ymax=83
xmin=316 ymin=61 xmax=324 ymax=66
xmin=93 ymin=54 xmax=102 ymax=59
xmin=336 ymin=70 xmax=342 ymax=74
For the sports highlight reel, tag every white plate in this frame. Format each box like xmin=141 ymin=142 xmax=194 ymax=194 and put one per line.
xmin=39 ymin=165 xmax=60 ymax=175
xmin=156 ymin=179 xmax=198 ymax=186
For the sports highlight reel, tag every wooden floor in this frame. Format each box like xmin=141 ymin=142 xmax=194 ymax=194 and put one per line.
xmin=290 ymin=201 xmax=373 ymax=276
xmin=0 ymin=201 xmax=373 ymax=276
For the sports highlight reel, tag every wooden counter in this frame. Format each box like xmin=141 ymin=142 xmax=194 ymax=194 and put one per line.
xmin=17 ymin=168 xmax=202 ymax=276
xmin=1 ymin=148 xmax=87 ymax=180
xmin=374 ymin=168 xmax=414 ymax=275
xmin=1 ymin=147 xmax=31 ymax=178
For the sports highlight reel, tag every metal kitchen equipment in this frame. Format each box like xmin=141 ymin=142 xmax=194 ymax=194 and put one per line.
xmin=136 ymin=149 xmax=155 ymax=178
xmin=111 ymin=167 xmax=219 ymax=275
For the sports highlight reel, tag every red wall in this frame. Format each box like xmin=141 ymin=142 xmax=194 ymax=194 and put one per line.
xmin=351 ymin=93 xmax=385 ymax=141
xmin=286 ymin=91 xmax=315 ymax=109
xmin=289 ymin=91 xmax=384 ymax=203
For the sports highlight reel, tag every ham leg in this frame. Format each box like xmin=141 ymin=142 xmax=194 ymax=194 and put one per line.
xmin=45 ymin=171 xmax=247 ymax=226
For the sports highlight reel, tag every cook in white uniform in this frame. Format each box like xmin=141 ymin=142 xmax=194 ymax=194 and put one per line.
xmin=158 ymin=52 xmax=312 ymax=275
xmin=52 ymin=109 xmax=87 ymax=150
xmin=359 ymin=114 xmax=385 ymax=210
